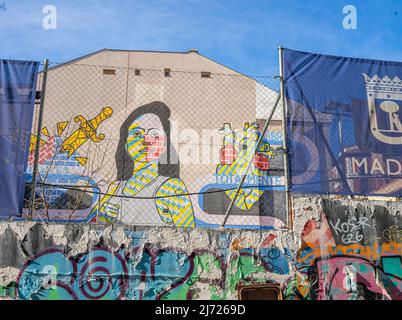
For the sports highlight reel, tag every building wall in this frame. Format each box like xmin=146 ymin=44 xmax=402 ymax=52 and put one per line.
xmin=69 ymin=50 xmax=242 ymax=73
xmin=25 ymin=50 xmax=283 ymax=229
xmin=3 ymin=197 xmax=401 ymax=300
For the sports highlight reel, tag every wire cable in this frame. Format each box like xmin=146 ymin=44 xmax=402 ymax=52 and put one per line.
xmin=35 ymin=181 xmax=286 ymax=200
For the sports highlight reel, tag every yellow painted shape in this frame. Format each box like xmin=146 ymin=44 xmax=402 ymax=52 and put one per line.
xmin=41 ymin=127 xmax=50 ymax=137
xmin=29 ymin=134 xmax=46 ymax=153
xmin=60 ymin=129 xmax=88 ymax=156
xmin=56 ymin=121 xmax=69 ymax=137
xmin=75 ymin=157 xmax=88 ymax=166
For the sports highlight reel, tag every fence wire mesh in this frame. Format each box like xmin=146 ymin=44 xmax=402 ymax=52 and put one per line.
xmin=22 ymin=61 xmax=286 ymax=229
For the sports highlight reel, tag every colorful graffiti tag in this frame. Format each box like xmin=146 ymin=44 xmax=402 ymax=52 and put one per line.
xmin=13 ymin=233 xmax=291 ymax=300
xmin=286 ymin=201 xmax=402 ymax=300
xmin=1 ymin=202 xmax=401 ymax=301
xmin=16 ymin=248 xmax=128 ymax=300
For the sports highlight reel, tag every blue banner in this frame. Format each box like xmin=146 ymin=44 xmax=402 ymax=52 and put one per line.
xmin=0 ymin=60 xmax=39 ymax=215
xmin=284 ymin=48 xmax=402 ymax=196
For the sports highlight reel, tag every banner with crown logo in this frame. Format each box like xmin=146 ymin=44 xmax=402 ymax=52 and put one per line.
xmin=284 ymin=48 xmax=402 ymax=196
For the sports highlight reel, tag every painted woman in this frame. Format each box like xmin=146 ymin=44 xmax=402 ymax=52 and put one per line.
xmin=93 ymin=101 xmax=195 ymax=228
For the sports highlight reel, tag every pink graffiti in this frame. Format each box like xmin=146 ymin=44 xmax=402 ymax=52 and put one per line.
xmin=315 ymin=256 xmax=398 ymax=300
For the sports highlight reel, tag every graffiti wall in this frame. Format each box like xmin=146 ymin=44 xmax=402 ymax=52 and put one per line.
xmin=1 ymin=197 xmax=401 ymax=300
xmin=287 ymin=198 xmax=402 ymax=300
xmin=0 ymin=221 xmax=292 ymax=300
xmin=23 ymin=58 xmax=284 ymax=229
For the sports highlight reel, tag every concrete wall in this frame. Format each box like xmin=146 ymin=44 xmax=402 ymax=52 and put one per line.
xmin=2 ymin=196 xmax=400 ymax=300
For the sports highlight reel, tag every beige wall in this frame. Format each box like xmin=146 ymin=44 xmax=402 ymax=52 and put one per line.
xmin=27 ymin=50 xmax=281 ymax=228
xmin=70 ymin=49 xmax=240 ymax=74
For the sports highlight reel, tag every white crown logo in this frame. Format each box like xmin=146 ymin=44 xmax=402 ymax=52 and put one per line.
xmin=363 ymin=74 xmax=402 ymax=94
xmin=363 ymin=73 xmax=402 ymax=144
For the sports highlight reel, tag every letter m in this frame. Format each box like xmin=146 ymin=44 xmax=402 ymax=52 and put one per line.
xmin=352 ymin=157 xmax=367 ymax=175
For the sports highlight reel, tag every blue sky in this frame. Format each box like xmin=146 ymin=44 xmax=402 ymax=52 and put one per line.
xmin=0 ymin=0 xmax=401 ymax=77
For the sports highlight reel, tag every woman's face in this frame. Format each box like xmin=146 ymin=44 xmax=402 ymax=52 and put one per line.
xmin=126 ymin=113 xmax=167 ymax=163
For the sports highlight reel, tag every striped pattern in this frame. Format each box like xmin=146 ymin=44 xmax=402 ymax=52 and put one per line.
xmin=123 ymin=163 xmax=158 ymax=196
xmin=225 ymin=188 xmax=263 ymax=210
xmin=155 ymin=178 xmax=195 ymax=228
xmin=126 ymin=121 xmax=147 ymax=162
xmin=94 ymin=117 xmax=195 ymax=227
xmin=90 ymin=182 xmax=121 ymax=223
xmin=217 ymin=124 xmax=263 ymax=211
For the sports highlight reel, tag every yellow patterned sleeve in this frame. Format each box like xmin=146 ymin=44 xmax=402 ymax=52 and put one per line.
xmin=155 ymin=178 xmax=196 ymax=228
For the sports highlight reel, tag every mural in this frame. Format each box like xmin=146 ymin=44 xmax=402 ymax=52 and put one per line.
xmin=200 ymin=123 xmax=277 ymax=212
xmin=92 ymin=102 xmax=195 ymax=228
xmin=60 ymin=106 xmax=113 ymax=157
xmin=218 ymin=122 xmax=275 ymax=212
xmin=16 ymin=248 xmax=128 ymax=300
xmin=24 ymin=98 xmax=283 ymax=229
xmin=24 ymin=107 xmax=112 ymax=221
xmin=188 ymin=121 xmax=285 ymax=229
xmin=10 ymin=55 xmax=290 ymax=228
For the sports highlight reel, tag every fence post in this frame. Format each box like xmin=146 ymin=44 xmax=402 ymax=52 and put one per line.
xmin=278 ymin=47 xmax=292 ymax=230
xmin=220 ymin=93 xmax=281 ymax=228
xmin=29 ymin=59 xmax=49 ymax=220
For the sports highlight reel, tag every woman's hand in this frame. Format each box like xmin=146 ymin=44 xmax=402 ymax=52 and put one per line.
xmin=155 ymin=178 xmax=195 ymax=228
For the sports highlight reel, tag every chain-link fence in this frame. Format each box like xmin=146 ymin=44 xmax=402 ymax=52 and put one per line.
xmin=22 ymin=60 xmax=287 ymax=229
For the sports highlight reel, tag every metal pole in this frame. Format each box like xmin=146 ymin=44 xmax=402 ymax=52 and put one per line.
xmin=29 ymin=59 xmax=49 ymax=219
xmin=278 ymin=46 xmax=292 ymax=230
xmin=97 ymin=187 xmax=101 ymax=222
xmin=338 ymin=116 xmax=343 ymax=157
xmin=220 ymin=93 xmax=281 ymax=228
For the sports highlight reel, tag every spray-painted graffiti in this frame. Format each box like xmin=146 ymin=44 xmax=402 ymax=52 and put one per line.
xmin=12 ymin=231 xmax=291 ymax=300
xmin=1 ymin=202 xmax=401 ymax=301
xmin=329 ymin=216 xmax=372 ymax=244
xmin=286 ymin=202 xmax=402 ymax=300
xmin=322 ymin=199 xmax=402 ymax=245
xmin=16 ymin=248 xmax=128 ymax=300
xmin=314 ymin=256 xmax=401 ymax=300
xmin=382 ymin=225 xmax=402 ymax=243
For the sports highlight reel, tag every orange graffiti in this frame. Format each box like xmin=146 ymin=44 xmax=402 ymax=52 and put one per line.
xmin=298 ymin=242 xmax=402 ymax=265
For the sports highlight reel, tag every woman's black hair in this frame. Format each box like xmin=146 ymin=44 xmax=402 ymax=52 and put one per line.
xmin=115 ymin=101 xmax=180 ymax=181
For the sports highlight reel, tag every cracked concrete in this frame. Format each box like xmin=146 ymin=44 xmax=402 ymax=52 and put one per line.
xmin=0 ymin=196 xmax=400 ymax=300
